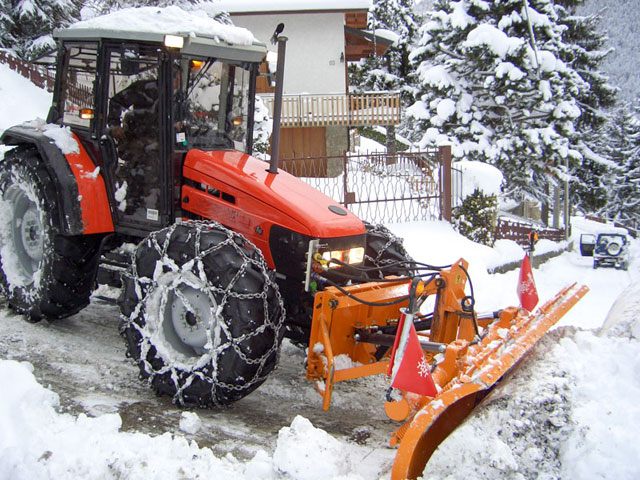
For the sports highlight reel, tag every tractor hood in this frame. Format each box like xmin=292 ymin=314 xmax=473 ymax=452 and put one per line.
xmin=182 ymin=150 xmax=366 ymax=239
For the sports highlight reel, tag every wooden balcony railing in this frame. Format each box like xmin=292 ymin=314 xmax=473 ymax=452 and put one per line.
xmin=260 ymin=92 xmax=401 ymax=128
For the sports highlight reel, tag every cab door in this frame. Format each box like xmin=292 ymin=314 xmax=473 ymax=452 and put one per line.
xmin=99 ymin=45 xmax=171 ymax=234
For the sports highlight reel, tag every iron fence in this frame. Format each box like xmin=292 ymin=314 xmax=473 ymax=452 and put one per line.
xmin=451 ymin=164 xmax=464 ymax=208
xmin=281 ymin=149 xmax=451 ymax=224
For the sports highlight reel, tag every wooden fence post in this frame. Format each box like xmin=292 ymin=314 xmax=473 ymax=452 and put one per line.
xmin=439 ymin=145 xmax=452 ymax=222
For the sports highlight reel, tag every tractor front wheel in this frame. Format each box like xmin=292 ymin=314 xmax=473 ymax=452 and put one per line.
xmin=119 ymin=221 xmax=285 ymax=407
xmin=364 ymin=222 xmax=414 ymax=279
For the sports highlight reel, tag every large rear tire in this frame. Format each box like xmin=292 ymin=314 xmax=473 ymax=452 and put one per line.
xmin=0 ymin=148 xmax=102 ymax=319
xmin=119 ymin=221 xmax=285 ymax=407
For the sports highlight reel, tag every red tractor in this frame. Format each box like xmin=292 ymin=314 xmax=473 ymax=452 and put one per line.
xmin=0 ymin=14 xmax=408 ymax=407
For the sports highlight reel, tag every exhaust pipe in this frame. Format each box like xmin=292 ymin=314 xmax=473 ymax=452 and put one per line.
xmin=269 ymin=25 xmax=287 ymax=174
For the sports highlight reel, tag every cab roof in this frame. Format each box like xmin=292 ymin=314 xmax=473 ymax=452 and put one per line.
xmin=54 ymin=6 xmax=267 ymax=63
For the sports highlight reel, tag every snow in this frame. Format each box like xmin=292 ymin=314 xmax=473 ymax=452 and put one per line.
xmin=415 ymin=64 xmax=457 ymax=90
xmin=19 ymin=119 xmax=80 ymax=155
xmin=495 ymin=61 xmax=525 ymax=81
xmin=453 ymin=159 xmax=503 ymax=198
xmin=1 ymin=52 xmax=640 ymax=480
xmin=463 ymin=24 xmax=524 ymax=59
xmin=67 ymin=6 xmax=257 ymax=46
xmin=371 ymin=28 xmax=400 ymax=45
xmin=450 ymin=1 xmax=475 ymax=29
xmin=537 ymin=49 xmax=566 ymax=73
xmin=0 ymin=64 xmax=52 ymax=136
xmin=435 ymin=98 xmax=456 ymax=122
xmin=179 ymin=412 xmax=202 ymax=435
xmin=272 ymin=416 xmax=353 ymax=479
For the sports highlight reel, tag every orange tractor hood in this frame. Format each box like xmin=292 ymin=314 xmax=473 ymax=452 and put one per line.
xmin=182 ymin=150 xmax=365 ymax=239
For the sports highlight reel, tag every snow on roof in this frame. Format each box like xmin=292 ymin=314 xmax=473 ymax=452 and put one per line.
xmin=370 ymin=28 xmax=399 ymax=45
xmin=208 ymin=0 xmax=371 ymax=14
xmin=65 ymin=6 xmax=256 ymax=45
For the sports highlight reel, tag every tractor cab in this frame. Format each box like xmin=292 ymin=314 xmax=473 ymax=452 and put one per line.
xmin=48 ymin=24 xmax=264 ymax=235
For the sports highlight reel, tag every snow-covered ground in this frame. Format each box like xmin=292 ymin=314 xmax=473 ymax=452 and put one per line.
xmin=1 ymin=59 xmax=639 ymax=479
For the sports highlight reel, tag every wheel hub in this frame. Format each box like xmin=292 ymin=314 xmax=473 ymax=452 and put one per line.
xmin=20 ymin=207 xmax=44 ymax=261
xmin=166 ymin=284 xmax=218 ymax=356
xmin=3 ymin=185 xmax=45 ymax=283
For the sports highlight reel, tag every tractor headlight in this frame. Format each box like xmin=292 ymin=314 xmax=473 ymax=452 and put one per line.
xmin=321 ymin=246 xmax=365 ymax=267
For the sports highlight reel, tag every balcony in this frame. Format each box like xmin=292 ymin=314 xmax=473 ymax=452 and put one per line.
xmin=260 ymin=92 xmax=401 ymax=128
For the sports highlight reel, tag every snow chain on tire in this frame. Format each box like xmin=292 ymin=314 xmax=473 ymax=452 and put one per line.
xmin=0 ymin=147 xmax=103 ymax=319
xmin=364 ymin=222 xmax=414 ymax=279
xmin=119 ymin=220 xmax=286 ymax=407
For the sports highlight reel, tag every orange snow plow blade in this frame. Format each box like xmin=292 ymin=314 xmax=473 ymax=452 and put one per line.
xmin=305 ymin=259 xmax=588 ymax=479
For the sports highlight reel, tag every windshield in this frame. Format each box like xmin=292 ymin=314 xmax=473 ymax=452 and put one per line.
xmin=173 ymin=58 xmax=252 ymax=152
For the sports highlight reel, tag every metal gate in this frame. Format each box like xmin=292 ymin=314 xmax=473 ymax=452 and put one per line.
xmin=281 ymin=147 xmax=454 ymax=224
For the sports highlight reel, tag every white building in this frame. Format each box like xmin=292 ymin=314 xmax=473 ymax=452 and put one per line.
xmin=211 ymin=0 xmax=400 ymax=165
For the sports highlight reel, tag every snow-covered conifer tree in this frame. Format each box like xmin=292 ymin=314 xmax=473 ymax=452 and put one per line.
xmin=555 ymin=2 xmax=618 ymax=214
xmin=351 ymin=0 xmax=422 ymax=99
xmin=594 ymin=104 xmax=640 ymax=226
xmin=407 ymin=0 xmax=612 ymax=210
xmin=0 ymin=0 xmax=80 ymax=59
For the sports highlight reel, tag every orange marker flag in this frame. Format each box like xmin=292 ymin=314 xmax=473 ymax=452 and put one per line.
xmin=517 ymin=253 xmax=539 ymax=312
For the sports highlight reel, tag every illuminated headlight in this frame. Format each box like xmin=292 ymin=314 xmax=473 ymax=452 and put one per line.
xmin=321 ymin=247 xmax=364 ymax=267
xmin=80 ymin=108 xmax=94 ymax=120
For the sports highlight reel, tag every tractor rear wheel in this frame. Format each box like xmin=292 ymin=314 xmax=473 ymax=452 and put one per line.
xmin=364 ymin=222 xmax=414 ymax=279
xmin=119 ymin=221 xmax=285 ymax=407
xmin=0 ymin=148 xmax=102 ymax=319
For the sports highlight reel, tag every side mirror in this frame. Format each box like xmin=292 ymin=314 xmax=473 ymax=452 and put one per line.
xmin=579 ymin=234 xmax=596 ymax=257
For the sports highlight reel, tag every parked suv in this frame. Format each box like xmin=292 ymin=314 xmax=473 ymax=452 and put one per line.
xmin=580 ymin=233 xmax=629 ymax=270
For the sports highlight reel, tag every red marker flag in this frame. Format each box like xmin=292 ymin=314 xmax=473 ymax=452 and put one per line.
xmin=387 ymin=311 xmax=437 ymax=397
xmin=517 ymin=253 xmax=539 ymax=312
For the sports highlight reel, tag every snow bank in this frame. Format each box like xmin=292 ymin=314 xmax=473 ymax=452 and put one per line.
xmin=453 ymin=160 xmax=503 ymax=198
xmin=423 ymin=321 xmax=640 ymax=480
xmin=599 ymin=281 xmax=640 ymax=340
xmin=559 ymin=328 xmax=640 ymax=479
xmin=0 ymin=360 xmax=377 ymax=480
xmin=273 ymin=416 xmax=354 ymax=479
xmin=0 ymin=360 xmax=247 ymax=479
xmin=0 ymin=65 xmax=51 ymax=135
